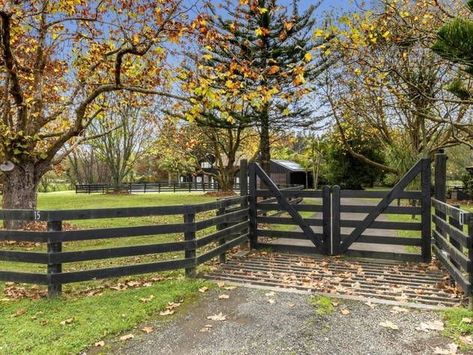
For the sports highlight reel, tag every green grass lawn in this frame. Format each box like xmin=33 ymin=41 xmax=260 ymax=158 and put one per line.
xmin=0 ymin=191 xmax=218 ymax=354
xmin=33 ymin=190 xmax=212 ymax=210
xmin=0 ymin=277 xmax=208 ymax=354
xmin=460 ymin=204 xmax=473 ymax=213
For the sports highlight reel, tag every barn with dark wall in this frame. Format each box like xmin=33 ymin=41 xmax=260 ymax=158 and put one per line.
xmin=270 ymin=160 xmax=312 ymax=187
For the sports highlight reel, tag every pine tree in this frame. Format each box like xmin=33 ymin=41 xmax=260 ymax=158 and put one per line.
xmin=432 ymin=1 xmax=473 ymax=99
xmin=184 ymin=0 xmax=331 ymax=173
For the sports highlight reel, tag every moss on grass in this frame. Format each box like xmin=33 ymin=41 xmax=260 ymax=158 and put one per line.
xmin=309 ymin=295 xmax=335 ymax=316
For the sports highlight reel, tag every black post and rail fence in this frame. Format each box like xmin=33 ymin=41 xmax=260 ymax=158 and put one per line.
xmin=432 ymin=150 xmax=473 ymax=308
xmin=0 ymin=195 xmax=249 ymax=297
xmin=75 ymin=182 xmax=240 ymax=194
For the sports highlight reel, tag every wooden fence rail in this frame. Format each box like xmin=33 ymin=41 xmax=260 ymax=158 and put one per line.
xmin=431 ymin=198 xmax=473 ymax=303
xmin=75 ymin=182 xmax=303 ymax=194
xmin=432 ymin=150 xmax=473 ymax=305
xmin=75 ymin=182 xmax=231 ymax=194
xmin=0 ymin=196 xmax=249 ymax=297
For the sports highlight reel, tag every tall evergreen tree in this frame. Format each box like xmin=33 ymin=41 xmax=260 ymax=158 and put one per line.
xmin=432 ymin=1 xmax=473 ymax=99
xmin=182 ymin=0 xmax=331 ymax=173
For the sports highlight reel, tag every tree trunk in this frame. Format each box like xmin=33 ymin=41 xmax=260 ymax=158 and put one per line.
xmin=218 ymin=178 xmax=234 ymax=192
xmin=217 ymin=168 xmax=236 ymax=192
xmin=313 ymin=157 xmax=320 ymax=190
xmin=259 ymin=105 xmax=271 ymax=175
xmin=2 ymin=162 xmax=40 ymax=229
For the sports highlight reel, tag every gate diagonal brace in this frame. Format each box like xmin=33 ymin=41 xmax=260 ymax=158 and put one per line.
xmin=254 ymin=164 xmax=324 ymax=249
xmin=339 ymin=159 xmax=424 ymax=253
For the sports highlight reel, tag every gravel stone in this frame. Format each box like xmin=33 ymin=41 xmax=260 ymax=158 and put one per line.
xmin=114 ymin=287 xmax=455 ymax=355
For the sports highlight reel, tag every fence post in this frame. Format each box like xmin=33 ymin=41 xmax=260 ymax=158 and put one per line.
xmin=239 ymin=159 xmax=249 ymax=249
xmin=217 ymin=206 xmax=226 ymax=263
xmin=184 ymin=209 xmax=196 ymax=277
xmin=248 ymin=162 xmax=257 ymax=249
xmin=449 ymin=205 xmax=462 ymax=270
xmin=322 ymin=186 xmax=332 ymax=255
xmin=434 ymin=150 xmax=447 ymax=251
xmin=47 ymin=220 xmax=62 ymax=297
xmin=421 ymin=158 xmax=432 ymax=262
xmin=332 ymin=186 xmax=341 ymax=255
xmin=469 ymin=218 xmax=473 ymax=310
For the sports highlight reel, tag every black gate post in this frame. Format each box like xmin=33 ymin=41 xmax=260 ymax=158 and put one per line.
xmin=332 ymin=186 xmax=341 ymax=255
xmin=468 ymin=218 xmax=473 ymax=309
xmin=421 ymin=158 xmax=432 ymax=262
xmin=322 ymin=186 xmax=332 ymax=255
xmin=248 ymin=162 xmax=257 ymax=249
xmin=434 ymin=150 xmax=447 ymax=253
xmin=240 ymin=159 xmax=248 ymax=197
xmin=240 ymin=159 xmax=249 ymax=249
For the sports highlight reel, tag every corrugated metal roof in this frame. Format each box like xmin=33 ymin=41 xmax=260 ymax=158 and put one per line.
xmin=271 ymin=159 xmax=305 ymax=172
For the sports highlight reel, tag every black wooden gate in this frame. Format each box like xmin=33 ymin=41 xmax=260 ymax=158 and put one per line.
xmin=248 ymin=158 xmax=432 ymax=262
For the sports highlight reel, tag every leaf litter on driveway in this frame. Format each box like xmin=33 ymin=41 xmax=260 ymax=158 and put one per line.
xmin=115 ymin=287 xmax=461 ymax=355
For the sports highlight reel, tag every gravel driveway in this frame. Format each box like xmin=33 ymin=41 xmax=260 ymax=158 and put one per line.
xmin=114 ymin=286 xmax=456 ymax=355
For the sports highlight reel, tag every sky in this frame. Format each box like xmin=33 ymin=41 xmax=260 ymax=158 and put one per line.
xmin=289 ymin=0 xmax=365 ymax=13
xmin=185 ymin=0 xmax=370 ymax=18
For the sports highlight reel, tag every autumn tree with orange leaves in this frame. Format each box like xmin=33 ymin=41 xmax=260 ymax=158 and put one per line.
xmin=0 ymin=0 xmax=188 ymax=218
xmin=321 ymin=0 xmax=473 ymax=176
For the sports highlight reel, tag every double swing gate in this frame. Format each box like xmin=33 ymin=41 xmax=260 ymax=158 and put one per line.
xmin=249 ymin=152 xmax=473 ymax=302
xmin=1 ymin=152 xmax=473 ymax=301
xmin=249 ymin=158 xmax=432 ymax=262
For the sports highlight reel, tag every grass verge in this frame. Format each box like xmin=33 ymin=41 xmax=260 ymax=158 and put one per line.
xmin=0 ymin=277 xmax=207 ymax=354
xmin=443 ymin=308 xmax=473 ymax=351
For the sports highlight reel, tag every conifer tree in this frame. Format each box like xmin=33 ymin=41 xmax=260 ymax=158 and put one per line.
xmin=432 ymin=1 xmax=473 ymax=99
xmin=183 ymin=0 xmax=331 ymax=172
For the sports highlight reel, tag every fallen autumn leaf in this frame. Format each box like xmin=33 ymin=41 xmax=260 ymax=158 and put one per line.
xmin=159 ymin=309 xmax=175 ymax=316
xmin=119 ymin=334 xmax=134 ymax=341
xmin=207 ymin=312 xmax=227 ymax=321
xmin=379 ymin=321 xmax=399 ymax=330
